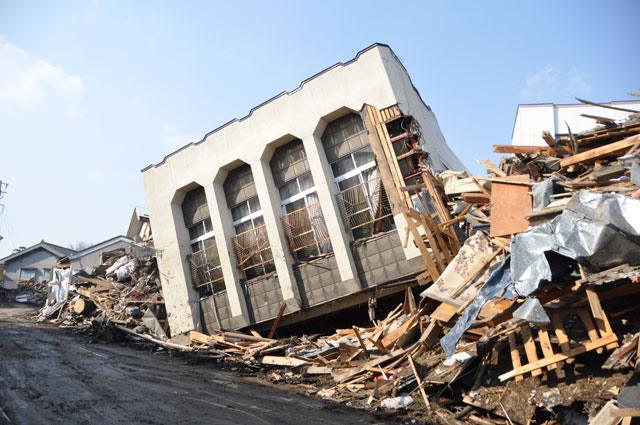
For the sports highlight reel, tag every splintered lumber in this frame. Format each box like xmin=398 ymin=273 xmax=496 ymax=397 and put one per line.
xmin=461 ymin=193 xmax=490 ymax=205
xmin=268 ymin=301 xmax=287 ymax=339
xmin=381 ymin=315 xmax=419 ymax=349
xmin=475 ymin=158 xmax=507 ymax=177
xmin=499 ymin=333 xmax=618 ymax=381
xmin=260 ymin=356 xmax=308 ymax=367
xmin=408 ymin=354 xmax=429 ymax=407
xmin=117 ymin=325 xmax=193 ymax=351
xmin=520 ymin=324 xmax=542 ymax=377
xmin=494 ymin=145 xmax=576 ymax=155
xmin=489 ymin=175 xmax=532 ymax=237
xmin=559 ymin=134 xmax=640 ymax=168
xmin=576 ymin=97 xmax=640 ymax=113
xmin=585 ymin=288 xmax=619 ymax=350
xmin=542 ymin=131 xmax=556 ymax=147
xmin=352 ymin=326 xmax=370 ymax=359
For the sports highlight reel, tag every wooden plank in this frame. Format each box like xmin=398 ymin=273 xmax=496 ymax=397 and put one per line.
xmin=422 ymin=213 xmax=453 ymax=263
xmin=537 ymin=327 xmax=556 ymax=371
xmin=415 ymin=213 xmax=446 ymax=273
xmin=408 ymin=355 xmax=430 ymax=407
xmin=381 ymin=315 xmax=418 ymax=349
xmin=475 ymin=177 xmax=535 ymax=186
xmin=352 ymin=326 xmax=370 ymax=359
xmin=260 ymin=355 xmax=308 ymax=367
xmin=577 ymin=307 xmax=605 ymax=354
xmin=560 ymin=134 xmax=640 ymax=168
xmin=372 ymin=107 xmax=409 ymax=207
xmin=360 ymin=105 xmax=405 ymax=212
xmin=499 ymin=333 xmax=618 ymax=381
xmin=520 ymin=324 xmax=542 ymax=376
xmin=551 ymin=313 xmax=571 ymax=354
xmin=490 ymin=175 xmax=532 ymax=237
xmin=611 ymin=408 xmax=640 ymax=417
xmin=267 ymin=301 xmax=287 ymax=339
xmin=585 ymin=288 xmax=619 ymax=350
xmin=507 ymin=332 xmax=524 ymax=381
xmin=542 ymin=131 xmax=556 ymax=147
xmin=590 ymin=400 xmax=624 ymax=425
xmin=475 ymin=158 xmax=506 ymax=177
xmin=461 ymin=193 xmax=491 ymax=204
xmin=431 ymin=302 xmax=458 ymax=323
xmin=576 ymin=97 xmax=640 ymax=113
xmin=494 ymin=145 xmax=576 ymax=155
xmin=402 ymin=210 xmax=440 ymax=282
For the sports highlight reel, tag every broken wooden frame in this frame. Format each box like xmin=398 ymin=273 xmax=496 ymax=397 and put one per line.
xmin=360 ymin=104 xmax=461 ymax=285
xmin=280 ymin=201 xmax=332 ymax=256
xmin=230 ymin=224 xmax=275 ymax=276
xmin=335 ymin=176 xmax=395 ymax=240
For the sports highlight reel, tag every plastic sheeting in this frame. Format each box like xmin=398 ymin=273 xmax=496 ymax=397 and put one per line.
xmin=49 ymin=268 xmax=71 ymax=303
xmin=441 ymin=256 xmax=516 ymax=358
xmin=513 ymin=298 xmax=550 ymax=323
xmin=531 ymin=177 xmax=560 ymax=211
xmin=511 ymin=190 xmax=640 ymax=297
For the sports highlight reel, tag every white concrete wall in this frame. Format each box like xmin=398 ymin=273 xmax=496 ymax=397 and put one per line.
xmin=512 ymin=102 xmax=640 ymax=146
xmin=142 ymin=45 xmax=466 ymax=335
xmin=378 ymin=49 xmax=468 ymax=173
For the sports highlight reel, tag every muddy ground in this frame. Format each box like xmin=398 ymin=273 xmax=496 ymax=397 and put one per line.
xmin=0 ymin=304 xmax=411 ymax=425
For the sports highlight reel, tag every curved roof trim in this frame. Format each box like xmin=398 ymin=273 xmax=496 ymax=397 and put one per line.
xmin=141 ymin=43 xmax=392 ymax=172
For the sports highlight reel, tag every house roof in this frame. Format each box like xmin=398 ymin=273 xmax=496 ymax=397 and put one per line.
xmin=68 ymin=235 xmax=134 ymax=260
xmin=0 ymin=240 xmax=75 ymax=264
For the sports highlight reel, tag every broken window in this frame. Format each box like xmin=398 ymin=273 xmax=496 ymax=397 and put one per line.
xmin=270 ymin=139 xmax=332 ymax=261
xmin=321 ymin=113 xmax=395 ymax=240
xmin=181 ymin=186 xmax=225 ymax=294
xmin=224 ymin=164 xmax=275 ymax=280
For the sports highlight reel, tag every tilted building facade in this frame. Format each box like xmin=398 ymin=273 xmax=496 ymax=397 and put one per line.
xmin=142 ymin=44 xmax=466 ymax=336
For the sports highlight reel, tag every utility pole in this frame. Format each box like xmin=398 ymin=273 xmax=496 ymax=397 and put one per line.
xmin=0 ymin=180 xmax=8 ymax=242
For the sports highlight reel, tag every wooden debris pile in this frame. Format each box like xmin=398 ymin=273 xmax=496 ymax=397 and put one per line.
xmin=37 ymin=249 xmax=170 ymax=341
xmin=0 ymin=279 xmax=49 ymax=304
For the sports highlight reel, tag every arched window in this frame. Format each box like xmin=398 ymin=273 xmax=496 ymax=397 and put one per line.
xmin=270 ymin=139 xmax=331 ymax=260
xmin=224 ymin=164 xmax=275 ymax=280
xmin=181 ymin=186 xmax=224 ymax=294
xmin=321 ymin=113 xmax=394 ymax=240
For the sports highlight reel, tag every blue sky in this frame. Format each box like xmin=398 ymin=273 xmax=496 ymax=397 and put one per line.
xmin=1 ymin=0 xmax=638 ymax=257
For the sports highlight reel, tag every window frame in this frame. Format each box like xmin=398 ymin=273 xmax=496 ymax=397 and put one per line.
xmin=18 ymin=268 xmax=37 ymax=281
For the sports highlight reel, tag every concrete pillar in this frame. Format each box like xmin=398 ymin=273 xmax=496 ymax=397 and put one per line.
xmin=203 ymin=182 xmax=250 ymax=326
xmin=152 ymin=192 xmax=199 ymax=335
xmin=250 ymin=159 xmax=302 ymax=311
xmin=301 ymin=134 xmax=361 ymax=292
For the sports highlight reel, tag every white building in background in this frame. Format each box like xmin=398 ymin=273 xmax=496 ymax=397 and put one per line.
xmin=511 ymin=101 xmax=640 ymax=146
xmin=141 ymin=43 xmax=466 ymax=336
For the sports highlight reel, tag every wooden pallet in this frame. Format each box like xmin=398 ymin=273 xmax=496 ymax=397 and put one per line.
xmin=500 ymin=289 xmax=618 ymax=381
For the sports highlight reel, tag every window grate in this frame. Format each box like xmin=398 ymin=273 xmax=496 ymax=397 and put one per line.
xmin=336 ymin=177 xmax=395 ymax=239
xmin=281 ymin=202 xmax=332 ymax=256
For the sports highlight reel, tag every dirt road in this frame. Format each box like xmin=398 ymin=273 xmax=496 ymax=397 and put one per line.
xmin=0 ymin=305 xmax=393 ymax=425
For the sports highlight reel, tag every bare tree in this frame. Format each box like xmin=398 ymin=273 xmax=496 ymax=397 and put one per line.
xmin=69 ymin=241 xmax=93 ymax=251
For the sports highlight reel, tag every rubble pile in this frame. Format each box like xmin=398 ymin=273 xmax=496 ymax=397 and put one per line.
xmin=38 ymin=248 xmax=170 ymax=341
xmin=0 ymin=279 xmax=48 ymax=304
xmin=167 ymin=103 xmax=640 ymax=424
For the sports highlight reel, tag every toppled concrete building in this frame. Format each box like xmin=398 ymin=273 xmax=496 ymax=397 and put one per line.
xmin=141 ymin=43 xmax=465 ymax=336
